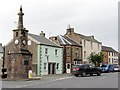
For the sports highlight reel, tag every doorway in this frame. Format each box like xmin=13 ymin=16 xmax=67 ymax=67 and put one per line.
xmin=66 ymin=63 xmax=71 ymax=73
xmin=48 ymin=63 xmax=56 ymax=74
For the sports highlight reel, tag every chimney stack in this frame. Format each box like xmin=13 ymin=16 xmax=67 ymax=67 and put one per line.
xmin=0 ymin=43 xmax=2 ymax=46
xmin=40 ymin=31 xmax=45 ymax=37
xmin=91 ymin=35 xmax=94 ymax=39
xmin=66 ymin=28 xmax=74 ymax=35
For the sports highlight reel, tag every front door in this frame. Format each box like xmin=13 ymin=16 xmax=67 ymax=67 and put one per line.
xmin=48 ymin=63 xmax=51 ymax=74
xmin=48 ymin=63 xmax=56 ymax=74
xmin=66 ymin=63 xmax=71 ymax=73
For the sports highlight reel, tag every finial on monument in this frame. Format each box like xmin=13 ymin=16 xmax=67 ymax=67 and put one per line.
xmin=20 ymin=5 xmax=22 ymax=11
xmin=18 ymin=5 xmax=24 ymax=29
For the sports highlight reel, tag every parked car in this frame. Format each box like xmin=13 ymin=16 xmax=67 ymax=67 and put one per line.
xmin=72 ymin=64 xmax=101 ymax=77
xmin=114 ymin=64 xmax=120 ymax=72
xmin=100 ymin=64 xmax=114 ymax=73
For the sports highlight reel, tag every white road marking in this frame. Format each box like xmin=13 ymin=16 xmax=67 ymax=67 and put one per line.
xmin=15 ymin=76 xmax=73 ymax=88
xmin=100 ymin=77 xmax=105 ymax=79
xmin=16 ymin=85 xmax=28 ymax=88
xmin=26 ymin=81 xmax=33 ymax=82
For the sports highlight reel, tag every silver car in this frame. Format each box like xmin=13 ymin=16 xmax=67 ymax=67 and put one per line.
xmin=114 ymin=65 xmax=120 ymax=72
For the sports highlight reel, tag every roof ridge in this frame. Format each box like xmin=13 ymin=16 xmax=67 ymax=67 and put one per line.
xmin=75 ymin=32 xmax=101 ymax=44
xmin=64 ymin=35 xmax=81 ymax=46
xmin=102 ymin=46 xmax=117 ymax=52
xmin=28 ymin=33 xmax=61 ymax=47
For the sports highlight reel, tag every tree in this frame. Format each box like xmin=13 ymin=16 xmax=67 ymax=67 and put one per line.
xmin=88 ymin=52 xmax=104 ymax=67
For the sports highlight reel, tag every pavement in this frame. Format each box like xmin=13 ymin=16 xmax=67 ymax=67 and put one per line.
xmin=1 ymin=76 xmax=41 ymax=81
xmin=37 ymin=73 xmax=72 ymax=81
xmin=1 ymin=73 xmax=72 ymax=81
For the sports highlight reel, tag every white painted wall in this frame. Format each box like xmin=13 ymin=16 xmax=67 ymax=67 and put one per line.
xmin=40 ymin=45 xmax=63 ymax=75
xmin=108 ymin=52 xmax=118 ymax=65
xmin=82 ymin=39 xmax=102 ymax=63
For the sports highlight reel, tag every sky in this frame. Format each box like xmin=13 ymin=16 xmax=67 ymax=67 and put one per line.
xmin=0 ymin=0 xmax=119 ymax=51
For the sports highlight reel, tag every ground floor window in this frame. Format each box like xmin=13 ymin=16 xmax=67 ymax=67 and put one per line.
xmin=56 ymin=63 xmax=59 ymax=69
xmin=74 ymin=61 xmax=80 ymax=65
xmin=44 ymin=63 xmax=47 ymax=70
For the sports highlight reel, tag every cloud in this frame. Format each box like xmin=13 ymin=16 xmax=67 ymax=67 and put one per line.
xmin=0 ymin=0 xmax=118 ymax=50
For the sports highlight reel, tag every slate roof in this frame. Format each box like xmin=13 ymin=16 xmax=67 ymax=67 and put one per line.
xmin=102 ymin=46 xmax=117 ymax=53
xmin=0 ymin=46 xmax=3 ymax=53
xmin=29 ymin=33 xmax=61 ymax=47
xmin=56 ymin=35 xmax=82 ymax=46
xmin=75 ymin=33 xmax=101 ymax=44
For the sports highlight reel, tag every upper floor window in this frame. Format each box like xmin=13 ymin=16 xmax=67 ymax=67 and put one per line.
xmin=91 ymin=42 xmax=93 ymax=49
xmin=109 ymin=52 xmax=111 ymax=56
xmin=75 ymin=48 xmax=79 ymax=58
xmin=112 ymin=53 xmax=113 ymax=56
xmin=84 ymin=40 xmax=86 ymax=47
xmin=47 ymin=56 xmax=49 ymax=61
xmin=98 ymin=44 xmax=99 ymax=50
xmin=115 ymin=53 xmax=118 ymax=57
xmin=66 ymin=47 xmax=71 ymax=56
xmin=45 ymin=48 xmax=48 ymax=55
xmin=55 ymin=49 xmax=58 ymax=56
xmin=80 ymin=41 xmax=82 ymax=44
xmin=84 ymin=51 xmax=86 ymax=58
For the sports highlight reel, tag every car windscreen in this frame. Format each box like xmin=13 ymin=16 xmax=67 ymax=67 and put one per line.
xmin=101 ymin=65 xmax=107 ymax=67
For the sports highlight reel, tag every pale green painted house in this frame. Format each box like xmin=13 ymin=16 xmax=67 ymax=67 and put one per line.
xmin=28 ymin=32 xmax=63 ymax=76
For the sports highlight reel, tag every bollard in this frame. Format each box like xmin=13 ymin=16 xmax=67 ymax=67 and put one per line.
xmin=28 ymin=70 xmax=32 ymax=78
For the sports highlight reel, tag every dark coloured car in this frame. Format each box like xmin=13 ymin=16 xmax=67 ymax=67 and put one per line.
xmin=72 ymin=64 xmax=101 ymax=77
xmin=100 ymin=64 xmax=114 ymax=73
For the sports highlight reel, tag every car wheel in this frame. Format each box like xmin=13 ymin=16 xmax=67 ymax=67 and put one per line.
xmin=81 ymin=72 xmax=86 ymax=77
xmin=97 ymin=71 xmax=101 ymax=76
xmin=90 ymin=74 xmax=93 ymax=76
xmin=74 ymin=74 xmax=79 ymax=77
xmin=107 ymin=70 xmax=109 ymax=73
xmin=112 ymin=70 xmax=114 ymax=73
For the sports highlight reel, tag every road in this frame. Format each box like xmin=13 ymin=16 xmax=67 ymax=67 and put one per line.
xmin=2 ymin=72 xmax=119 ymax=88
